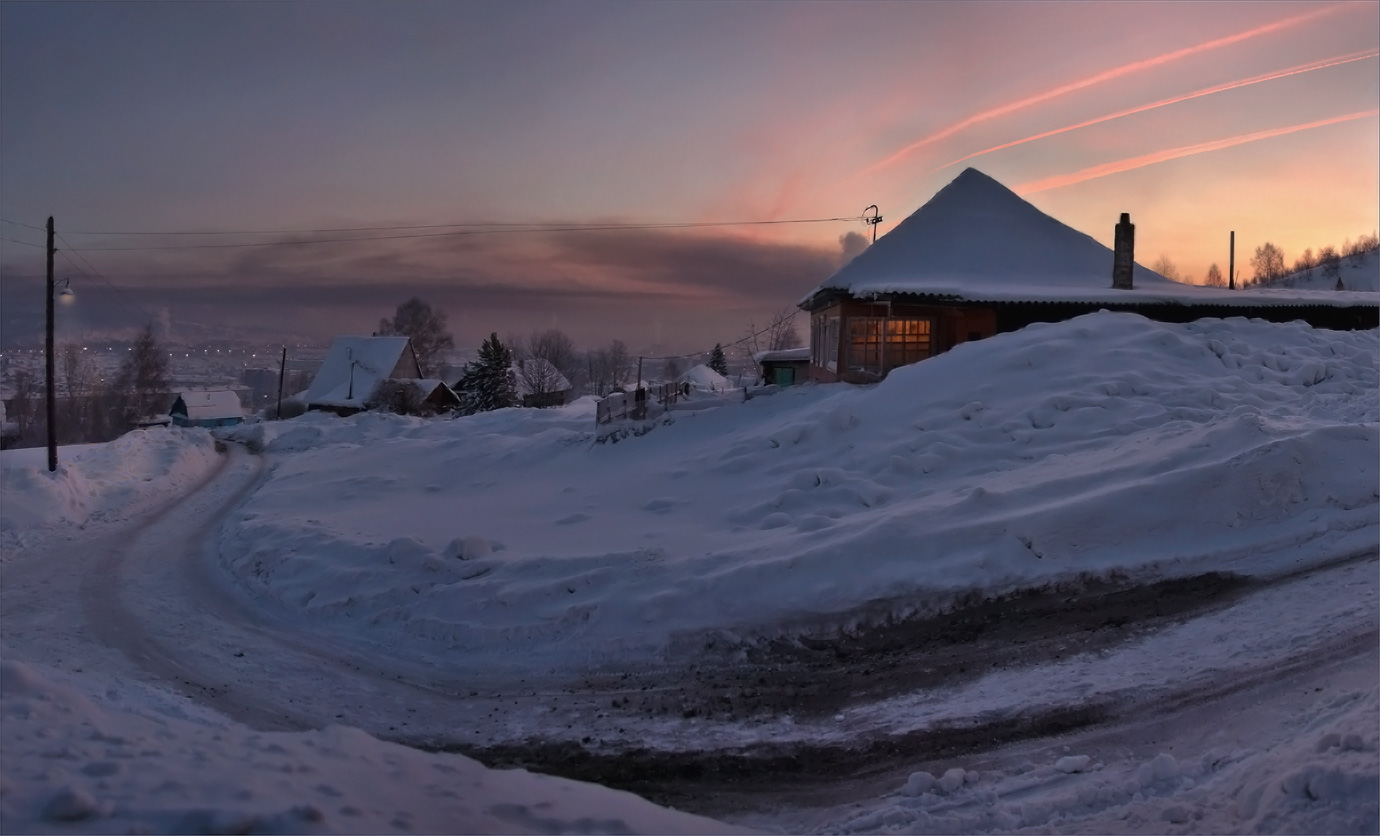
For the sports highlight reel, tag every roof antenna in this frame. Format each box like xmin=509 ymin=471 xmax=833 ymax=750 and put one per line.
xmin=863 ymin=205 xmax=883 ymax=244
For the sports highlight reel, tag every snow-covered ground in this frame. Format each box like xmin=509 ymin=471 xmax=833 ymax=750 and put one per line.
xmin=218 ymin=312 xmax=1376 ymax=672
xmin=2 ymin=311 xmax=1377 ymax=834
xmin=1257 ymin=248 xmax=1380 ymax=292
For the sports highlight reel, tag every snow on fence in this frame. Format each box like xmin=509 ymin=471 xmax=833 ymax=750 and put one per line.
xmin=595 ymin=383 xmax=688 ymax=426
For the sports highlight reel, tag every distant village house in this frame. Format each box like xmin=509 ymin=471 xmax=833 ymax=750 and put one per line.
xmin=169 ymin=390 xmax=245 ymax=428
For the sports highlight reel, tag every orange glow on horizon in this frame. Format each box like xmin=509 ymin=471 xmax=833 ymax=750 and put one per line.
xmin=1015 ymin=109 xmax=1380 ymax=194
xmin=856 ymin=3 xmax=1350 ymax=178
xmin=928 ymin=49 xmax=1380 ymax=175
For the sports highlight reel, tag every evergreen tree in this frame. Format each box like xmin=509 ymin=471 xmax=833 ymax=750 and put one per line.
xmin=707 ymin=343 xmax=728 ymax=376
xmin=455 ymin=333 xmax=517 ymax=415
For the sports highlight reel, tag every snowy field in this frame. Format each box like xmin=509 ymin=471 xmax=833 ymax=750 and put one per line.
xmin=2 ymin=311 xmax=1377 ymax=834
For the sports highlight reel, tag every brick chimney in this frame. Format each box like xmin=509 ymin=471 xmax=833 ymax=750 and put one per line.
xmin=1112 ymin=212 xmax=1134 ymax=290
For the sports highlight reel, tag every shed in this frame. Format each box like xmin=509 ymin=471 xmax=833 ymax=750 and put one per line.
xmin=753 ymin=347 xmax=811 ymax=387
xmin=412 ymin=379 xmax=462 ymax=412
xmin=170 ymin=390 xmax=245 ymax=428
xmin=304 ymin=336 xmax=423 ymax=416
xmin=799 ymin=168 xmax=1378 ymax=383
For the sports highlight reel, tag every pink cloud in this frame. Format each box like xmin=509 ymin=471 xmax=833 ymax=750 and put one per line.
xmin=1015 ymin=109 xmax=1380 ymax=194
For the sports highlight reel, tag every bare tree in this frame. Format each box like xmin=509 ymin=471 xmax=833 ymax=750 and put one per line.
xmin=377 ymin=297 xmax=454 ymax=378
xmin=6 ymin=368 xmax=38 ymax=444
xmin=112 ymin=324 xmax=171 ymax=427
xmin=1203 ymin=263 xmax=1225 ymax=287
xmin=57 ymin=344 xmax=99 ymax=443
xmin=585 ymin=338 xmax=630 ymax=396
xmin=662 ymin=357 xmax=683 ymax=381
xmin=1344 ymin=233 xmax=1378 ymax=265
xmin=515 ymin=357 xmax=568 ymax=405
xmin=745 ymin=306 xmax=802 ymax=357
xmin=1250 ymin=242 xmax=1285 ymax=285
xmin=526 ymin=329 xmax=580 ymax=390
xmin=1150 ymin=255 xmax=1181 ymax=281
xmin=1319 ymin=245 xmax=1342 ymax=282
xmin=1293 ymin=248 xmax=1316 ymax=279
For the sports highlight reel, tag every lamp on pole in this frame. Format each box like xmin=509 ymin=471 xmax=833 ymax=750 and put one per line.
xmin=44 ymin=217 xmax=74 ymax=473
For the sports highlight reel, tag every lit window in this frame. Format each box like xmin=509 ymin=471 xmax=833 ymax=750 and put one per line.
xmin=848 ymin=317 xmax=931 ymax=375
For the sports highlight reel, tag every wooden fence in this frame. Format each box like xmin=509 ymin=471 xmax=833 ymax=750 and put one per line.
xmin=595 ymin=383 xmax=688 ymax=426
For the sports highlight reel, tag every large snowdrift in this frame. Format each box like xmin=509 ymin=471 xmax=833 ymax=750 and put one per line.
xmin=220 ymin=312 xmax=1378 ymax=672
xmin=0 ymin=429 xmax=222 ymax=554
xmin=0 ymin=660 xmax=740 ymax=835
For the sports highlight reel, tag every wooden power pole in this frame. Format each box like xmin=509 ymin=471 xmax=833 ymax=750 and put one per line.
xmin=1229 ymin=231 xmax=1235 ymax=291
xmin=45 ymin=217 xmax=57 ymax=472
xmin=276 ymin=346 xmax=287 ymax=419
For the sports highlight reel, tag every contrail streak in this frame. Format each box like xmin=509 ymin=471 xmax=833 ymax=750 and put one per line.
xmin=1015 ymin=110 xmax=1380 ymax=194
xmin=858 ymin=3 xmax=1348 ymax=177
xmin=930 ymin=49 xmax=1379 ymax=174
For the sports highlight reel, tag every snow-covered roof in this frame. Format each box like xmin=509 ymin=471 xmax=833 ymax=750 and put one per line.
xmin=678 ymin=364 xmax=729 ymax=389
xmin=171 ymin=390 xmax=243 ymax=421
xmin=754 ymin=347 xmax=811 ymax=364
xmin=512 ymin=359 xmax=572 ymax=397
xmin=305 ymin=336 xmax=420 ymax=409
xmin=801 ymin=168 xmax=1378 ymax=310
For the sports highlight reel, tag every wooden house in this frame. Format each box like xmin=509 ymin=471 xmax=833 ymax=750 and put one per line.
xmin=799 ymin=169 xmax=1378 ymax=383
xmin=304 ymin=336 xmax=423 ymax=416
xmin=170 ymin=390 xmax=245 ymax=428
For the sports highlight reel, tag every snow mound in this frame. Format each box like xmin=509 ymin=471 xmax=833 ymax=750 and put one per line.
xmin=678 ymin=363 xmax=730 ymax=391
xmin=1 ymin=429 xmax=221 ymax=553
xmin=215 ymin=313 xmax=1378 ymax=672
xmin=0 ymin=660 xmax=741 ymax=835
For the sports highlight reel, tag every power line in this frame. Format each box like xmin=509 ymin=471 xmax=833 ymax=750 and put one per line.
xmin=1 ymin=236 xmax=46 ymax=248
xmin=54 ymin=232 xmax=157 ymax=322
xmin=16 ymin=215 xmax=863 ymax=238
xmin=639 ymin=318 xmax=795 ymax=362
xmin=57 ymin=216 xmax=865 ymax=252
xmin=0 ymin=219 xmax=47 ymax=232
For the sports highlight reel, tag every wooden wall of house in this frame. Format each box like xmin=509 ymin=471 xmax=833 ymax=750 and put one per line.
xmin=807 ymin=296 xmax=1375 ymax=384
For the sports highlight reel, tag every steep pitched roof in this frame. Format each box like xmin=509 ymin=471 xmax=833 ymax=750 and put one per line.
xmin=305 ymin=336 xmax=420 ymax=410
xmin=511 ymin=359 xmax=571 ymax=397
xmin=172 ymin=390 xmax=243 ymax=421
xmin=802 ymin=168 xmax=1375 ymax=310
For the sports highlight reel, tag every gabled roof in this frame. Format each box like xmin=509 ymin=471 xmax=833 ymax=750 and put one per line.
xmin=801 ymin=168 xmax=1376 ymax=310
xmin=305 ymin=336 xmax=420 ymax=409
xmin=172 ymin=390 xmax=243 ymax=421
xmin=512 ymin=359 xmax=571 ymax=397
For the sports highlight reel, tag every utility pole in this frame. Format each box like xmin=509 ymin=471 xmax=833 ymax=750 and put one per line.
xmin=1229 ymin=231 xmax=1235 ymax=291
xmin=45 ymin=217 xmax=56 ymax=472
xmin=864 ymin=205 xmax=883 ymax=244
xmin=276 ymin=346 xmax=287 ymax=419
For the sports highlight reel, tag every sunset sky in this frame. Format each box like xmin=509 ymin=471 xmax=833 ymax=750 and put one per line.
xmin=2 ymin=1 xmax=1376 ymax=352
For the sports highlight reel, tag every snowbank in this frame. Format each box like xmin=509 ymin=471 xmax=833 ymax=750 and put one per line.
xmin=215 ymin=313 xmax=1378 ymax=672
xmin=0 ymin=660 xmax=740 ymax=835
xmin=1 ymin=429 xmax=222 ymax=553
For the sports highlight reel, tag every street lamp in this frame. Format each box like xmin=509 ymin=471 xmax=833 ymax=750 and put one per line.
xmin=44 ymin=216 xmax=74 ymax=473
